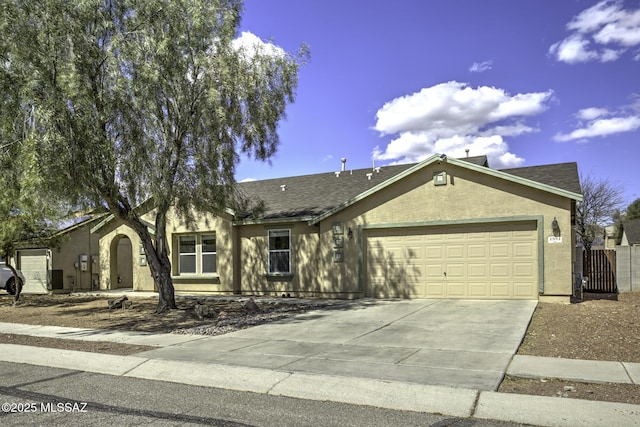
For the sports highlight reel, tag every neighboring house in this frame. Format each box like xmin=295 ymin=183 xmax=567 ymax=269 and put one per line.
xmin=620 ymin=220 xmax=640 ymax=246
xmin=616 ymin=219 xmax=640 ymax=292
xmin=91 ymin=154 xmax=583 ymax=302
xmin=11 ymin=215 xmax=103 ymax=294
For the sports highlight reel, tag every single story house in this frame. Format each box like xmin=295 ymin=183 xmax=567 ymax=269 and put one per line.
xmin=91 ymin=154 xmax=582 ymax=302
xmin=619 ymin=220 xmax=640 ymax=247
xmin=10 ymin=214 xmax=102 ymax=294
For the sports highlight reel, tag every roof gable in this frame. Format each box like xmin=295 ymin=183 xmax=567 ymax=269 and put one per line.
xmin=622 ymin=219 xmax=640 ymax=245
xmin=306 ymin=154 xmax=582 ymax=225
xmin=237 ymin=155 xmax=491 ymax=222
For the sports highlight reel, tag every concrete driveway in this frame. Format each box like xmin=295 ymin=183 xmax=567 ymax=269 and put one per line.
xmin=140 ymin=299 xmax=537 ymax=391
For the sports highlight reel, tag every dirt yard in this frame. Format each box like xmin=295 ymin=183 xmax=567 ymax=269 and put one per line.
xmin=1 ymin=291 xmax=639 ymax=405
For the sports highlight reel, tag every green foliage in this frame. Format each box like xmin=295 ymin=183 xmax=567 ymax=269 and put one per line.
xmin=626 ymin=198 xmax=640 ymax=221
xmin=0 ymin=0 xmax=305 ymax=307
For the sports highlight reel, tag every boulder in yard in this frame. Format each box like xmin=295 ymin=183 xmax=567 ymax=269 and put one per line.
xmin=107 ymin=296 xmax=128 ymax=310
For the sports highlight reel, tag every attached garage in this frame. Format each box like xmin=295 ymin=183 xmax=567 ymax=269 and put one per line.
xmin=365 ymin=221 xmax=540 ymax=299
xmin=17 ymin=249 xmax=49 ymax=294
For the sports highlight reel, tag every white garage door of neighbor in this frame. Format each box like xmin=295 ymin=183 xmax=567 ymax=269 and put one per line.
xmin=366 ymin=222 xmax=538 ymax=299
xmin=18 ymin=249 xmax=49 ymax=294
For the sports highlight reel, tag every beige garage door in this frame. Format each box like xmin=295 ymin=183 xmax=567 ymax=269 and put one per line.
xmin=18 ymin=249 xmax=49 ymax=294
xmin=366 ymin=222 xmax=538 ymax=299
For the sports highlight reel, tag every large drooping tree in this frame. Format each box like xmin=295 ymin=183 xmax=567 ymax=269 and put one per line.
xmin=0 ymin=0 xmax=305 ymax=311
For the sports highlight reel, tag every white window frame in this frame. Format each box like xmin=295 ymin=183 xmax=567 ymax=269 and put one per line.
xmin=201 ymin=233 xmax=217 ymax=274
xmin=178 ymin=235 xmax=197 ymax=274
xmin=268 ymin=229 xmax=291 ymax=274
xmin=177 ymin=233 xmax=217 ymax=275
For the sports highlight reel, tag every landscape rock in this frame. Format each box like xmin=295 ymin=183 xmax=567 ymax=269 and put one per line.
xmin=193 ymin=302 xmax=213 ymax=320
xmin=244 ymin=298 xmax=260 ymax=312
xmin=107 ymin=296 xmax=128 ymax=310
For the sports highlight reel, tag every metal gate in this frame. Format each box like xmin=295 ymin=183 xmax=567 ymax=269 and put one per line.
xmin=583 ymin=249 xmax=617 ymax=293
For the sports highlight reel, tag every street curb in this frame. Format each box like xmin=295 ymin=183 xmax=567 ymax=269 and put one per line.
xmin=2 ymin=343 xmax=640 ymax=426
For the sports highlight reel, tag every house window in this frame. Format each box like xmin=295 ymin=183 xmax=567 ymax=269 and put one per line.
xmin=268 ymin=229 xmax=291 ymax=274
xmin=201 ymin=234 xmax=217 ymax=274
xmin=178 ymin=235 xmax=197 ymax=274
xmin=177 ymin=233 xmax=217 ymax=275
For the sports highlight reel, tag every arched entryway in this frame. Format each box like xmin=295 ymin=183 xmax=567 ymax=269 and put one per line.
xmin=110 ymin=235 xmax=134 ymax=289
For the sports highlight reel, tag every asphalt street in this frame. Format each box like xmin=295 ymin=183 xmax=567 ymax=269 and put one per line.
xmin=0 ymin=361 xmax=531 ymax=427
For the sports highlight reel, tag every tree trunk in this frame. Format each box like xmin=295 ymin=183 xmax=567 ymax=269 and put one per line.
xmin=137 ymin=225 xmax=177 ymax=313
xmin=115 ymin=207 xmax=177 ymax=313
xmin=5 ymin=261 xmax=23 ymax=304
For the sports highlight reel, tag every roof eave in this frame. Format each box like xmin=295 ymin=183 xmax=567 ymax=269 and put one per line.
xmin=233 ymin=216 xmax=317 ymax=226
xmin=310 ymin=154 xmax=583 ymax=225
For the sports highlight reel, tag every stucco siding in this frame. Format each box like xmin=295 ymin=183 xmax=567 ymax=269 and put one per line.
xmin=317 ymin=163 xmax=575 ymax=298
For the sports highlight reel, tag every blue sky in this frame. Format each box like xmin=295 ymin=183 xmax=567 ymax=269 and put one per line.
xmin=236 ymin=0 xmax=640 ymax=205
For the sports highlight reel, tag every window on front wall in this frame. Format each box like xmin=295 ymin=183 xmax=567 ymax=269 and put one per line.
xmin=201 ymin=234 xmax=217 ymax=274
xmin=178 ymin=235 xmax=197 ymax=274
xmin=178 ymin=234 xmax=216 ymax=275
xmin=268 ymin=229 xmax=291 ymax=274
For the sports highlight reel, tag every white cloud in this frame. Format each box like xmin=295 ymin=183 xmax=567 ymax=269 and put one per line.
xmin=554 ymin=115 xmax=640 ymax=141
xmin=372 ymin=81 xmax=553 ymax=168
xmin=469 ymin=60 xmax=493 ymax=73
xmin=549 ymin=35 xmax=599 ymax=63
xmin=232 ymin=31 xmax=286 ymax=59
xmin=238 ymin=177 xmax=257 ymax=183
xmin=576 ymin=107 xmax=610 ymax=120
xmin=550 ymin=0 xmax=640 ymax=63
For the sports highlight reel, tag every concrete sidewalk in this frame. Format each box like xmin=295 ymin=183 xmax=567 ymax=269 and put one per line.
xmin=3 ymin=295 xmax=640 ymax=426
xmin=1 ymin=341 xmax=639 ymax=426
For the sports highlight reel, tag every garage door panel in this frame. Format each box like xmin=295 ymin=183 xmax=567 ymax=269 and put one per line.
xmin=490 ymin=283 xmax=511 ymax=297
xmin=426 ymin=265 xmax=442 ymax=278
xmin=404 ymin=246 xmax=423 ymax=260
xmin=447 ymin=282 xmax=465 ymax=297
xmin=490 ymin=263 xmax=510 ymax=277
xmin=468 ymin=264 xmax=487 ymax=278
xmin=446 ymin=264 xmax=465 ymax=278
xmin=426 ymin=282 xmax=445 ymax=297
xmin=18 ymin=249 xmax=48 ymax=294
xmin=468 ymin=244 xmax=487 ymax=258
xmin=490 ymin=243 xmax=510 ymax=257
xmin=513 ymin=242 xmax=535 ymax=258
xmin=426 ymin=246 xmax=444 ymax=259
xmin=514 ymin=282 xmax=537 ymax=298
xmin=513 ymin=262 xmax=535 ymax=277
xmin=468 ymin=282 xmax=489 ymax=297
xmin=446 ymin=245 xmax=465 ymax=259
xmin=366 ymin=222 xmax=538 ymax=299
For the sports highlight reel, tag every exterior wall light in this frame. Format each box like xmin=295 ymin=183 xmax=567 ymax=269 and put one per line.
xmin=347 ymin=227 xmax=353 ymax=239
xmin=551 ymin=217 xmax=561 ymax=237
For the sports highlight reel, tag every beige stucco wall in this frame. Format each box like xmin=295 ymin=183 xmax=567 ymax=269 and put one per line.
xmin=95 ymin=208 xmax=236 ymax=294
xmin=165 ymin=210 xmax=236 ymax=294
xmin=97 ymin=222 xmax=153 ymax=291
xmin=238 ymin=222 xmax=327 ymax=296
xmin=50 ymin=222 xmax=101 ymax=291
xmin=311 ymin=162 xmax=576 ymax=299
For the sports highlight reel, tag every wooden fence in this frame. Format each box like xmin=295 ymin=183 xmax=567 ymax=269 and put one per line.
xmin=583 ymin=249 xmax=617 ymax=293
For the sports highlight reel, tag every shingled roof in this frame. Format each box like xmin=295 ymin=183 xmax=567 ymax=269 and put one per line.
xmin=500 ymin=162 xmax=582 ymax=195
xmin=237 ymin=155 xmax=581 ymax=221
xmin=622 ymin=219 xmax=640 ymax=245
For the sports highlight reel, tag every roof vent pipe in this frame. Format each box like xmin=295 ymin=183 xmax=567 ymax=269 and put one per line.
xmin=341 ymin=158 xmax=347 ymax=172
xmin=465 ymin=148 xmax=469 ymax=157
xmin=280 ymin=184 xmax=287 ymax=191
